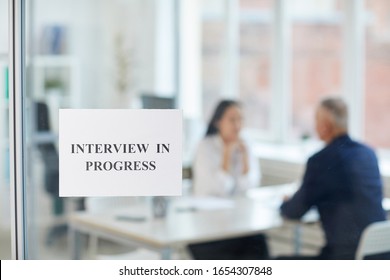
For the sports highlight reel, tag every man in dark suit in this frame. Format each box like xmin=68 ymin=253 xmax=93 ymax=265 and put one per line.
xmin=280 ymin=97 xmax=387 ymax=259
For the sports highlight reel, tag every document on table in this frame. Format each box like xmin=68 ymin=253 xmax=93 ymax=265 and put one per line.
xmin=175 ymin=197 xmax=235 ymax=211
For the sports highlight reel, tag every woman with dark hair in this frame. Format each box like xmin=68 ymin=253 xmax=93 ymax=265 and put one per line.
xmin=189 ymin=100 xmax=268 ymax=260
xmin=193 ymin=100 xmax=261 ymax=197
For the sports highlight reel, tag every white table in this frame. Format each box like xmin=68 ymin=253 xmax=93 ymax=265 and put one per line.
xmin=69 ymin=185 xmax=295 ymax=259
xmin=68 ymin=183 xmax=390 ymax=259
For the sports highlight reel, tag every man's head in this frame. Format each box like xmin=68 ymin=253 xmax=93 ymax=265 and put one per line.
xmin=315 ymin=97 xmax=348 ymax=144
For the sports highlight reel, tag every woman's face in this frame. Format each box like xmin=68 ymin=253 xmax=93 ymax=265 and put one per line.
xmin=217 ymin=105 xmax=243 ymax=142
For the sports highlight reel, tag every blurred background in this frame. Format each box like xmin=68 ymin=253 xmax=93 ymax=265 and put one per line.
xmin=1 ymin=0 xmax=390 ymax=259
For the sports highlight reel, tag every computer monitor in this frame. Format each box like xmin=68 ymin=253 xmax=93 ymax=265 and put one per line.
xmin=141 ymin=94 xmax=175 ymax=109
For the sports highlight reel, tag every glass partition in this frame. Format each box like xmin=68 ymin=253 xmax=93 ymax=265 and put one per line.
xmin=0 ymin=0 xmax=11 ymax=260
xmin=8 ymin=0 xmax=389 ymax=261
xmin=22 ymin=0 xmax=178 ymax=259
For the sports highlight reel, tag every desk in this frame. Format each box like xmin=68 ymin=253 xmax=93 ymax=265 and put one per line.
xmin=68 ymin=184 xmax=390 ymax=259
xmin=69 ymin=185 xmax=295 ymax=259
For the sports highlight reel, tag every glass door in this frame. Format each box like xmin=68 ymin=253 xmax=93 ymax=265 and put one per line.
xmin=0 ymin=0 xmax=11 ymax=260
xmin=11 ymin=0 xmax=179 ymax=259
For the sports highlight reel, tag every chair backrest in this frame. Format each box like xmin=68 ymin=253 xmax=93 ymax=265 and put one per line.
xmin=355 ymin=220 xmax=390 ymax=259
xmin=35 ymin=101 xmax=51 ymax=132
xmin=140 ymin=94 xmax=175 ymax=109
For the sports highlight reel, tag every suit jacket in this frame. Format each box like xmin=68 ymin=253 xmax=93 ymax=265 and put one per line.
xmin=280 ymin=134 xmax=386 ymax=259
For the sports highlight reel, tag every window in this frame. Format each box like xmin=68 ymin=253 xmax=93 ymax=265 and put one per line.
xmin=201 ymin=0 xmax=228 ymax=121
xmin=201 ymin=0 xmax=274 ymax=136
xmin=239 ymin=0 xmax=273 ymax=133
xmin=290 ymin=0 xmax=343 ymax=142
xmin=365 ymin=0 xmax=390 ymax=148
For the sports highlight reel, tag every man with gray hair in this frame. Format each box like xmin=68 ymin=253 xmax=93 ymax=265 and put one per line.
xmin=280 ymin=97 xmax=387 ymax=259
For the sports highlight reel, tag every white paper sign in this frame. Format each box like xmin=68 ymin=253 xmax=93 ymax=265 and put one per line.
xmin=59 ymin=109 xmax=182 ymax=197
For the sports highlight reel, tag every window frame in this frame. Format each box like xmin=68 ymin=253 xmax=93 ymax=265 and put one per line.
xmin=181 ymin=0 xmax=366 ymax=145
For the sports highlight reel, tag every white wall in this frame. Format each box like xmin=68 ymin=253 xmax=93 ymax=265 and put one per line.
xmin=97 ymin=0 xmax=158 ymax=108
xmin=31 ymin=0 xmax=173 ymax=109
xmin=154 ymin=0 xmax=176 ymax=96
xmin=31 ymin=0 xmax=101 ymax=108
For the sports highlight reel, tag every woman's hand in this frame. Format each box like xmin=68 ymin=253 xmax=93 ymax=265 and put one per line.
xmin=222 ymin=139 xmax=249 ymax=175
xmin=222 ymin=141 xmax=236 ymax=172
xmin=238 ymin=140 xmax=249 ymax=175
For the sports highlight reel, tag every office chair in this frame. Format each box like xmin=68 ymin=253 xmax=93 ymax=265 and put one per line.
xmin=355 ymin=220 xmax=390 ymax=259
xmin=140 ymin=93 xmax=175 ymax=109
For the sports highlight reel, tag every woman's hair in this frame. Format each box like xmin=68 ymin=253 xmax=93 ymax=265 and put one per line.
xmin=205 ymin=100 xmax=240 ymax=137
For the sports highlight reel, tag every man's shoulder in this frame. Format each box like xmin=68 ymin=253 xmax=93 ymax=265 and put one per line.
xmin=308 ymin=136 xmax=376 ymax=163
xmin=343 ymin=137 xmax=377 ymax=158
xmin=308 ymin=145 xmax=331 ymax=162
xmin=350 ymin=138 xmax=375 ymax=152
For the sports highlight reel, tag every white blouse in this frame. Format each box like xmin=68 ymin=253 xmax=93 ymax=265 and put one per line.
xmin=193 ymin=135 xmax=261 ymax=197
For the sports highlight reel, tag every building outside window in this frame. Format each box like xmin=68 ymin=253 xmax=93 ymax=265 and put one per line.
xmin=365 ymin=0 xmax=390 ymax=148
